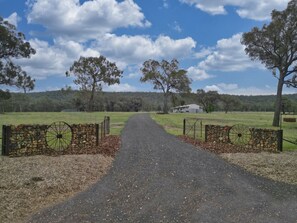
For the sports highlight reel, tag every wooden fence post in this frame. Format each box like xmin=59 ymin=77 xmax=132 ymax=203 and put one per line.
xmin=193 ymin=122 xmax=196 ymax=139
xmin=277 ymin=129 xmax=283 ymax=152
xmin=200 ymin=121 xmax=203 ymax=138
xmin=101 ymin=123 xmax=104 ymax=140
xmin=183 ymin=119 xmax=186 ymax=135
xmin=104 ymin=116 xmax=110 ymax=135
xmin=95 ymin=124 xmax=99 ymax=146
xmin=205 ymin=125 xmax=208 ymax=142
xmin=2 ymin=125 xmax=11 ymax=156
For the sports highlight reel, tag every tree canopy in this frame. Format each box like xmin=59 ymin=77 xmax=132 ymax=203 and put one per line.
xmin=140 ymin=59 xmax=191 ymax=113
xmin=241 ymin=0 xmax=297 ymax=126
xmin=66 ymin=56 xmax=122 ymax=111
xmin=196 ymin=89 xmax=219 ymax=113
xmin=0 ymin=16 xmax=35 ymax=92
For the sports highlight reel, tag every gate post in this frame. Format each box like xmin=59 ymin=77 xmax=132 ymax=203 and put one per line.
xmin=105 ymin=116 xmax=110 ymax=135
xmin=2 ymin=125 xmax=11 ymax=156
xmin=101 ymin=123 xmax=104 ymax=139
xmin=205 ymin=125 xmax=209 ymax=142
xmin=277 ymin=129 xmax=283 ymax=152
xmin=193 ymin=122 xmax=196 ymax=139
xmin=95 ymin=124 xmax=99 ymax=146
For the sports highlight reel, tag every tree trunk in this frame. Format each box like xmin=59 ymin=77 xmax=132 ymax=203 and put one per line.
xmin=272 ymin=77 xmax=284 ymax=127
xmin=88 ymin=85 xmax=96 ymax=112
xmin=163 ymin=93 xmax=169 ymax=114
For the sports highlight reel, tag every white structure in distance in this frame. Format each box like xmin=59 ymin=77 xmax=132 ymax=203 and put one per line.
xmin=172 ymin=104 xmax=203 ymax=113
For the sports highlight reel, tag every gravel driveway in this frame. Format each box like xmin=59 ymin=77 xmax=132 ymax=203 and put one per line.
xmin=28 ymin=114 xmax=297 ymax=223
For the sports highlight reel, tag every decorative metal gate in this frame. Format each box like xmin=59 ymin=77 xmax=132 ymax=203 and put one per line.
xmin=183 ymin=118 xmax=203 ymax=140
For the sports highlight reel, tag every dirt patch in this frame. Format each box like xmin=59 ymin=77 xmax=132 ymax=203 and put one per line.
xmin=220 ymin=152 xmax=297 ymax=185
xmin=178 ymin=135 xmax=263 ymax=154
xmin=0 ymin=135 xmax=120 ymax=223
xmin=178 ymin=135 xmax=297 ymax=186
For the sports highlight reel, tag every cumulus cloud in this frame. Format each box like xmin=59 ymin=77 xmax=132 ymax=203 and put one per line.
xmin=17 ymin=38 xmax=100 ymax=79
xmin=5 ymin=12 xmax=21 ymax=27
xmin=16 ymin=33 xmax=196 ymax=80
xmin=194 ymin=48 xmax=213 ymax=59
xmin=204 ymin=83 xmax=281 ymax=95
xmin=26 ymin=0 xmax=151 ymax=40
xmin=103 ymin=83 xmax=138 ymax=92
xmin=187 ymin=66 xmax=213 ymax=81
xmin=93 ymin=34 xmax=196 ymax=67
xmin=179 ymin=0 xmax=289 ymax=20
xmin=198 ymin=33 xmax=264 ymax=72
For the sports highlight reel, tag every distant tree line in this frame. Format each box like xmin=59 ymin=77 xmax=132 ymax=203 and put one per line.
xmin=1 ymin=90 xmax=297 ymax=114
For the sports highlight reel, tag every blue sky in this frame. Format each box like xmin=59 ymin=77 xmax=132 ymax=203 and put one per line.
xmin=1 ymin=0 xmax=296 ymax=95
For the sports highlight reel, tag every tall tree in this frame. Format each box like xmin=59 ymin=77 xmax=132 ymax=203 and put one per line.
xmin=140 ymin=59 xmax=191 ymax=114
xmin=16 ymin=69 xmax=35 ymax=93
xmin=66 ymin=56 xmax=122 ymax=111
xmin=241 ymin=0 xmax=297 ymax=126
xmin=196 ymin=89 xmax=219 ymax=113
xmin=220 ymin=94 xmax=241 ymax=113
xmin=0 ymin=16 xmax=35 ymax=91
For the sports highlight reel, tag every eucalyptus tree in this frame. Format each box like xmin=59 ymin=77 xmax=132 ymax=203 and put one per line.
xmin=140 ymin=59 xmax=191 ymax=114
xmin=0 ymin=16 xmax=35 ymax=92
xmin=196 ymin=89 xmax=219 ymax=113
xmin=241 ymin=0 xmax=297 ymax=126
xmin=66 ymin=56 xmax=122 ymax=111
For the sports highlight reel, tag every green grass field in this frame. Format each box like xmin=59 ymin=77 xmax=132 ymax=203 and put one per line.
xmin=151 ymin=112 xmax=297 ymax=151
xmin=0 ymin=112 xmax=135 ymax=137
xmin=1 ymin=112 xmax=296 ymax=151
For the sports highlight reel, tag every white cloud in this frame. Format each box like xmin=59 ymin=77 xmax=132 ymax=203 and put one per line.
xmin=172 ymin=21 xmax=182 ymax=33
xmin=16 ymin=33 xmax=196 ymax=80
xmin=163 ymin=0 xmax=169 ymax=8
xmin=204 ymin=85 xmax=221 ymax=92
xmin=93 ymin=34 xmax=196 ymax=67
xmin=127 ymin=72 xmax=140 ymax=79
xmin=217 ymin=83 xmax=238 ymax=90
xmin=187 ymin=66 xmax=213 ymax=81
xmin=194 ymin=48 xmax=213 ymax=59
xmin=5 ymin=12 xmax=21 ymax=27
xmin=103 ymin=83 xmax=138 ymax=92
xmin=179 ymin=0 xmax=289 ymax=20
xmin=198 ymin=33 xmax=264 ymax=72
xmin=17 ymin=38 xmax=100 ymax=79
xmin=26 ymin=0 xmax=151 ymax=40
xmin=203 ymin=83 xmax=291 ymax=95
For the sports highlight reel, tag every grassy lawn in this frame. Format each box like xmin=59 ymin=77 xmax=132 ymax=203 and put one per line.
xmin=151 ymin=112 xmax=297 ymax=151
xmin=0 ymin=112 xmax=135 ymax=137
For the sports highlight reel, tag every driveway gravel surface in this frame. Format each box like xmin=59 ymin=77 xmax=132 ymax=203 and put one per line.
xmin=28 ymin=114 xmax=297 ymax=223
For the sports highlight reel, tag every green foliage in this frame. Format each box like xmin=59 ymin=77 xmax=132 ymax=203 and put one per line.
xmin=0 ymin=16 xmax=35 ymax=92
xmin=2 ymin=90 xmax=297 ymax=114
xmin=241 ymin=0 xmax=297 ymax=126
xmin=66 ymin=56 xmax=122 ymax=111
xmin=196 ymin=89 xmax=219 ymax=113
xmin=219 ymin=94 xmax=241 ymax=113
xmin=140 ymin=59 xmax=191 ymax=114
xmin=0 ymin=89 xmax=10 ymax=100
